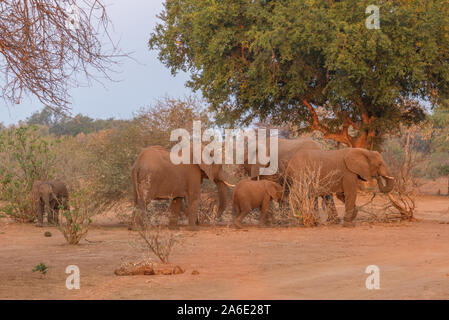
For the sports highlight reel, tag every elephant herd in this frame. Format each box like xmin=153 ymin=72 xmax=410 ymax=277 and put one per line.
xmin=131 ymin=138 xmax=394 ymax=230
xmin=31 ymin=137 xmax=394 ymax=229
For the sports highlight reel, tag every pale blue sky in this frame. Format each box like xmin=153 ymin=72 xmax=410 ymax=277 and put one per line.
xmin=0 ymin=0 xmax=192 ymax=125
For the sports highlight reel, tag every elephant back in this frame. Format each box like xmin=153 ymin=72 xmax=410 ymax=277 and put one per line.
xmin=277 ymin=138 xmax=322 ymax=173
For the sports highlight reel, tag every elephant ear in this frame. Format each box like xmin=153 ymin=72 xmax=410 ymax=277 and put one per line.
xmin=198 ymin=163 xmax=216 ymax=182
xmin=192 ymin=148 xmax=216 ymax=182
xmin=344 ymin=148 xmax=371 ymax=181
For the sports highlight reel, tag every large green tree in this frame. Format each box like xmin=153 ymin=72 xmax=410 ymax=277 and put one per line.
xmin=149 ymin=0 xmax=449 ymax=148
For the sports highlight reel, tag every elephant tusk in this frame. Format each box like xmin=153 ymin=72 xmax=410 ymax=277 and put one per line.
xmin=383 ymin=176 xmax=395 ymax=180
xmin=223 ymin=181 xmax=236 ymax=188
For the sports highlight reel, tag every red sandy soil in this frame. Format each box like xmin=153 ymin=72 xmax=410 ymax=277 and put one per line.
xmin=0 ymin=192 xmax=449 ymax=300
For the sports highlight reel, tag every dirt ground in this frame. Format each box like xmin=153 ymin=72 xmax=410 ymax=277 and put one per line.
xmin=1 ymin=190 xmax=449 ymax=300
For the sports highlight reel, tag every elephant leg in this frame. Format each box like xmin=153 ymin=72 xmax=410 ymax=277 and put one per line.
xmin=47 ymin=206 xmax=55 ymax=225
xmin=234 ymin=203 xmax=251 ymax=229
xmin=259 ymin=196 xmax=271 ymax=227
xmin=324 ymin=195 xmax=339 ymax=224
xmin=313 ymin=197 xmax=319 ymax=212
xmin=48 ymin=201 xmax=59 ymax=225
xmin=62 ymin=198 xmax=71 ymax=224
xmin=336 ymin=192 xmax=345 ymax=203
xmin=168 ymin=197 xmax=184 ymax=229
xmin=342 ymin=176 xmax=358 ymax=227
xmin=185 ymin=197 xmax=200 ymax=231
xmin=53 ymin=205 xmax=60 ymax=225
xmin=47 ymin=209 xmax=54 ymax=224
xmin=233 ymin=203 xmax=240 ymax=217
xmin=132 ymin=197 xmax=147 ymax=228
xmin=54 ymin=211 xmax=60 ymax=225
xmin=36 ymin=202 xmax=44 ymax=227
xmin=51 ymin=210 xmax=59 ymax=225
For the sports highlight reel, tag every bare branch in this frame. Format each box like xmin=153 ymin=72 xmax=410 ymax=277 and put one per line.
xmin=0 ymin=0 xmax=124 ymax=111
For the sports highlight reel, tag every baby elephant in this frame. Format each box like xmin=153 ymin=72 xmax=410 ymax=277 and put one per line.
xmin=232 ymin=179 xmax=284 ymax=229
xmin=31 ymin=180 xmax=69 ymax=226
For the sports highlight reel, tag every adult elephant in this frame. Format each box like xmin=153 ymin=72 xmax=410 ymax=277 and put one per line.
xmin=132 ymin=145 xmax=233 ymax=230
xmin=286 ymin=148 xmax=394 ymax=227
xmin=242 ymin=136 xmax=339 ymax=223
xmin=31 ymin=180 xmax=69 ymax=226
xmin=243 ymin=137 xmax=321 ymax=180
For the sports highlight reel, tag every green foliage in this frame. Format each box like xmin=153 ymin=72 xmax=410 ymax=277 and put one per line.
xmin=150 ymin=0 xmax=449 ymax=146
xmin=86 ymin=123 xmax=144 ymax=205
xmin=440 ymin=165 xmax=449 ymax=176
xmin=32 ymin=262 xmax=49 ymax=275
xmin=430 ymin=108 xmax=449 ymax=177
xmin=0 ymin=126 xmax=57 ymax=221
xmin=58 ymin=188 xmax=93 ymax=245
xmin=26 ymin=106 xmax=127 ymax=137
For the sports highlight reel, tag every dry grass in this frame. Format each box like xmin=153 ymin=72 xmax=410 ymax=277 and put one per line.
xmin=198 ymin=192 xmax=220 ymax=226
xmin=285 ymin=164 xmax=341 ymax=227
xmin=131 ymin=201 xmax=183 ymax=264
xmin=134 ymin=226 xmax=182 ymax=264
xmin=114 ymin=257 xmax=184 ymax=276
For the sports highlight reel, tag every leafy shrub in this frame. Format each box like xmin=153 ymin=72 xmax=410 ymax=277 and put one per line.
xmin=0 ymin=126 xmax=57 ymax=221
xmin=32 ymin=263 xmax=49 ymax=276
xmin=58 ymin=188 xmax=93 ymax=245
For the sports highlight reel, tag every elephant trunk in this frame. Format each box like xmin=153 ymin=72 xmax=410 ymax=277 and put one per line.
xmin=216 ymin=181 xmax=228 ymax=217
xmin=376 ymin=175 xmax=394 ymax=193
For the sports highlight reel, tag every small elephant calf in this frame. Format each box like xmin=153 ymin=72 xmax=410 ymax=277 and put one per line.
xmin=31 ymin=180 xmax=69 ymax=226
xmin=232 ymin=179 xmax=284 ymax=229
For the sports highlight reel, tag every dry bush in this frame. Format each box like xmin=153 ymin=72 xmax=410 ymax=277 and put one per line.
xmin=356 ymin=126 xmax=426 ymax=223
xmin=132 ymin=225 xmax=183 ymax=264
xmin=131 ymin=201 xmax=183 ymax=264
xmin=133 ymin=200 xmax=171 ymax=227
xmin=355 ymin=195 xmax=402 ymax=223
xmin=57 ymin=188 xmax=93 ymax=245
xmin=381 ymin=126 xmax=426 ymax=221
xmin=0 ymin=0 xmax=121 ymax=111
xmin=198 ymin=192 xmax=220 ymax=226
xmin=270 ymin=202 xmax=300 ymax=227
xmin=52 ymin=134 xmax=92 ymax=190
xmin=285 ymin=164 xmax=341 ymax=227
xmin=133 ymin=96 xmax=211 ymax=149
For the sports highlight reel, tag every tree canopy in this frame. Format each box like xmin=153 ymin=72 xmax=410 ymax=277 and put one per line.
xmin=430 ymin=107 xmax=449 ymax=174
xmin=149 ymin=0 xmax=449 ymax=148
xmin=26 ymin=106 xmax=125 ymax=136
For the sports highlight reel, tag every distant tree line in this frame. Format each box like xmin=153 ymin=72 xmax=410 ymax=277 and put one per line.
xmin=25 ymin=107 xmax=129 ymax=137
